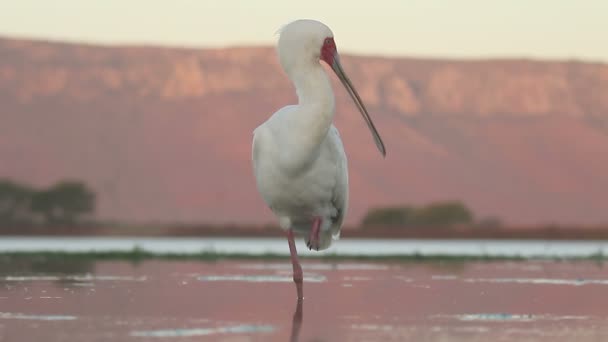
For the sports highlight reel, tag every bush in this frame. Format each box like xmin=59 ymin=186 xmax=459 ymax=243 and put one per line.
xmin=361 ymin=201 xmax=474 ymax=227
xmin=361 ymin=206 xmax=415 ymax=227
xmin=0 ymin=180 xmax=34 ymax=225
xmin=476 ymin=216 xmax=503 ymax=229
xmin=30 ymin=181 xmax=95 ymax=225
xmin=412 ymin=201 xmax=474 ymax=226
xmin=0 ymin=179 xmax=96 ymax=227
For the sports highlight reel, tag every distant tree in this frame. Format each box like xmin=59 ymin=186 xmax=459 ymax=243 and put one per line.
xmin=361 ymin=206 xmax=412 ymax=226
xmin=30 ymin=181 xmax=95 ymax=225
xmin=412 ymin=201 xmax=474 ymax=227
xmin=361 ymin=206 xmax=415 ymax=226
xmin=476 ymin=216 xmax=503 ymax=229
xmin=361 ymin=201 xmax=474 ymax=228
xmin=0 ymin=179 xmax=34 ymax=226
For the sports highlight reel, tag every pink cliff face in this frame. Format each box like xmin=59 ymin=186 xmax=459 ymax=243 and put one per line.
xmin=1 ymin=36 xmax=608 ymax=226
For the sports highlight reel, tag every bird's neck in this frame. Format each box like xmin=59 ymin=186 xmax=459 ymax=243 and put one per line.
xmin=276 ymin=62 xmax=336 ymax=174
xmin=290 ymin=62 xmax=335 ymax=137
xmin=291 ymin=63 xmax=335 ymax=113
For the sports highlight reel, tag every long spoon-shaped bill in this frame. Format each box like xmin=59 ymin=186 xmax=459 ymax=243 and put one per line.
xmin=331 ymin=56 xmax=386 ymax=157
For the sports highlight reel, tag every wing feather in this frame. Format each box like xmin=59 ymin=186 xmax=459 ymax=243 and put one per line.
xmin=328 ymin=126 xmax=348 ymax=238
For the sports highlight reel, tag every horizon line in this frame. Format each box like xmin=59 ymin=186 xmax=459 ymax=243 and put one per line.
xmin=1 ymin=32 xmax=606 ymax=65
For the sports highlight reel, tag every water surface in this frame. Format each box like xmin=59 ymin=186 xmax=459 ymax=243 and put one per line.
xmin=1 ymin=257 xmax=607 ymax=341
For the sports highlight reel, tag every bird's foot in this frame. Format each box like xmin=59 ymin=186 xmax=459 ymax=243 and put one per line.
xmin=306 ymin=239 xmax=319 ymax=251
xmin=306 ymin=236 xmax=320 ymax=251
xmin=306 ymin=217 xmax=322 ymax=251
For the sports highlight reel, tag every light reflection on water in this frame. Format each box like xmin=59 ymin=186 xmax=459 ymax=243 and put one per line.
xmin=0 ymin=237 xmax=607 ymax=257
xmin=129 ymin=324 xmax=275 ymax=338
xmin=0 ymin=312 xmax=77 ymax=321
xmin=198 ymin=274 xmax=327 ymax=283
xmin=0 ymin=258 xmax=607 ymax=341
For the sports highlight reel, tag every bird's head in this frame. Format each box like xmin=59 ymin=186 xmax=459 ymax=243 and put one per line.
xmin=277 ymin=19 xmax=386 ymax=157
xmin=277 ymin=19 xmax=334 ymax=72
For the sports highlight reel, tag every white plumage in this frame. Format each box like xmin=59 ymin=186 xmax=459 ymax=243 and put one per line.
xmin=253 ymin=113 xmax=348 ymax=250
xmin=251 ymin=19 xmax=385 ymax=299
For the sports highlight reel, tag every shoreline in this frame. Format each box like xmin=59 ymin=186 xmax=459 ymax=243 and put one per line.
xmin=0 ymin=249 xmax=606 ymax=262
xmin=0 ymin=237 xmax=607 ymax=262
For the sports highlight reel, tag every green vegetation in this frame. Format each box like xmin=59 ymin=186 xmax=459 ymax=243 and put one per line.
xmin=0 ymin=180 xmax=34 ymax=226
xmin=361 ymin=201 xmax=476 ymax=228
xmin=0 ymin=179 xmax=95 ymax=227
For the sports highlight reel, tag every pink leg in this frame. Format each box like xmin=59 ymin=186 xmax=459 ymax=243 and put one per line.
xmin=286 ymin=229 xmax=303 ymax=299
xmin=307 ymin=217 xmax=322 ymax=251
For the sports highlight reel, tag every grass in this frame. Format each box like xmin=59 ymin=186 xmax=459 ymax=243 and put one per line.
xmin=0 ymin=247 xmax=605 ymax=263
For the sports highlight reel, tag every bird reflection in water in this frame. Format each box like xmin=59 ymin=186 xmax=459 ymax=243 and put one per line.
xmin=290 ymin=299 xmax=303 ymax=342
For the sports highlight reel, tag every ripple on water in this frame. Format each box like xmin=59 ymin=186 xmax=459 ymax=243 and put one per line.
xmin=1 ymin=275 xmax=147 ymax=282
xmin=198 ymin=274 xmax=326 ymax=283
xmin=237 ymin=263 xmax=390 ymax=271
xmin=462 ymin=278 xmax=608 ymax=286
xmin=0 ymin=312 xmax=77 ymax=321
xmin=130 ymin=324 xmax=275 ymax=337
xmin=432 ymin=313 xmax=590 ymax=322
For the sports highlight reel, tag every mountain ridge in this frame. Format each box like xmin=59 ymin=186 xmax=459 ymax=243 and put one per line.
xmin=1 ymin=36 xmax=607 ymax=227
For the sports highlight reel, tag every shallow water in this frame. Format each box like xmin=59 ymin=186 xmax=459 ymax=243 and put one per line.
xmin=1 ymin=258 xmax=608 ymax=341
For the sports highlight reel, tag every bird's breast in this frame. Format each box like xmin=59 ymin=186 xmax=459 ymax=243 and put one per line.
xmin=254 ymin=133 xmax=343 ymax=219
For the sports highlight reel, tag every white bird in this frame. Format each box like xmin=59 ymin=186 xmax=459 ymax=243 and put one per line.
xmin=251 ymin=19 xmax=386 ymax=299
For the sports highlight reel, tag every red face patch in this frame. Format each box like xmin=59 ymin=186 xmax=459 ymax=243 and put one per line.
xmin=320 ymin=37 xmax=337 ymax=65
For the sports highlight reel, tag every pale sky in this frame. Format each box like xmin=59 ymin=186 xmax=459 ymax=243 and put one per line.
xmin=1 ymin=0 xmax=607 ymax=61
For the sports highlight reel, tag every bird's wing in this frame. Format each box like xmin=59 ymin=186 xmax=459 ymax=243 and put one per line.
xmin=251 ymin=126 xmax=263 ymax=172
xmin=328 ymin=125 xmax=348 ymax=239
